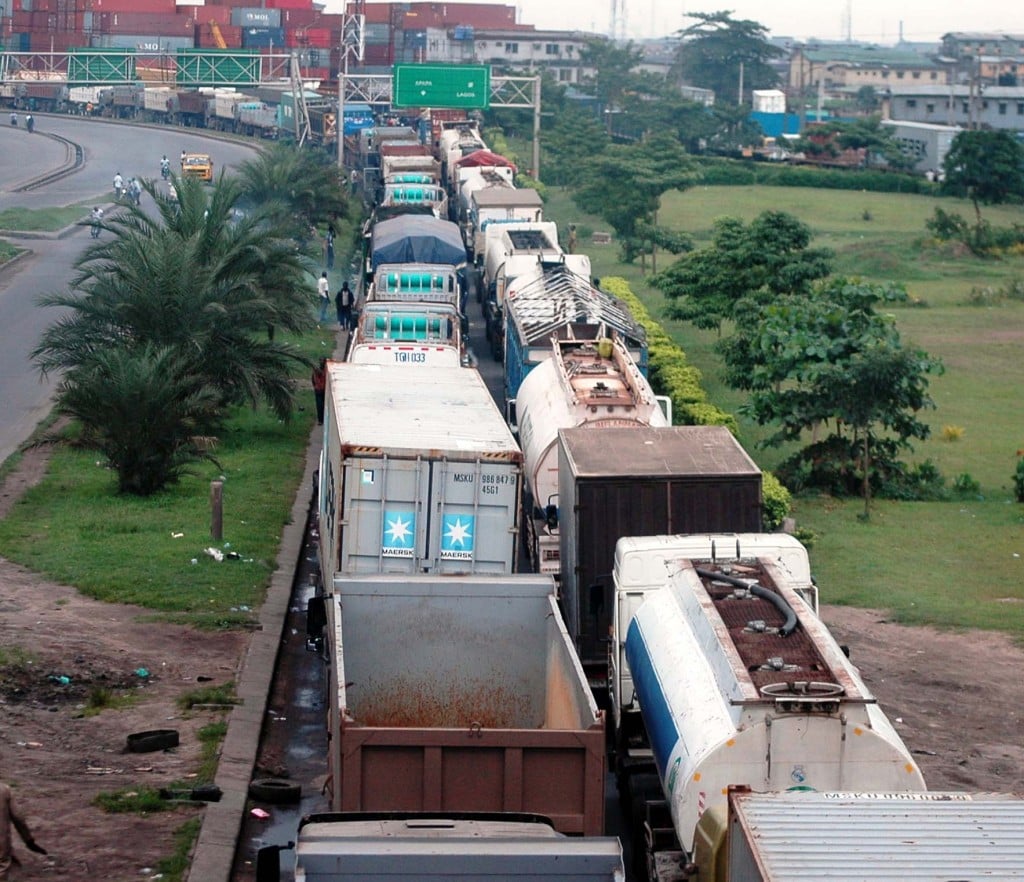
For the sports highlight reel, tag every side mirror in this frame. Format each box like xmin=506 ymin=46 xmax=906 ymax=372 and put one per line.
xmin=306 ymin=596 xmax=326 ymax=653
xmin=255 ymin=842 xmax=293 ymax=882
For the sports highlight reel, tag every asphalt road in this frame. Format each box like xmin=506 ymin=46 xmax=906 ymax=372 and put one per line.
xmin=0 ymin=115 xmax=261 ymax=465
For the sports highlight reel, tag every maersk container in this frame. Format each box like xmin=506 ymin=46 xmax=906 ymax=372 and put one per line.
xmin=315 ymin=574 xmax=606 ymax=836
xmin=318 ymin=363 xmax=522 ymax=579
xmin=557 ymin=425 xmax=763 ymax=688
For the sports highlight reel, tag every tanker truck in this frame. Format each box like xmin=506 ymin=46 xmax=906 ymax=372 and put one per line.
xmin=507 ymin=335 xmax=671 ymax=577
xmin=608 ymin=533 xmax=927 ymax=881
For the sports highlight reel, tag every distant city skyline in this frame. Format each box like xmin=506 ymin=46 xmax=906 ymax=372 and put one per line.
xmin=322 ymin=1 xmax=1019 ymax=44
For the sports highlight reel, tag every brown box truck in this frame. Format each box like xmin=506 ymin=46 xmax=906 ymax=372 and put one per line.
xmin=557 ymin=425 xmax=763 ymax=693
xmin=311 ymin=574 xmax=606 ymax=836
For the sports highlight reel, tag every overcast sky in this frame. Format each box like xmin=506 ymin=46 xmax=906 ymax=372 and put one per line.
xmin=325 ymin=2 xmax=1018 ymax=45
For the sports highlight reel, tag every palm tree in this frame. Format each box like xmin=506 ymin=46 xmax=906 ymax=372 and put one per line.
xmin=35 ymin=174 xmax=315 ymax=423
xmin=237 ymin=143 xmax=350 ymax=241
xmin=56 ymin=344 xmax=222 ymax=496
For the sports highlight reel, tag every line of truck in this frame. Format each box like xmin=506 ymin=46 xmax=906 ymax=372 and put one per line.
xmin=257 ymin=110 xmax=1024 ymax=882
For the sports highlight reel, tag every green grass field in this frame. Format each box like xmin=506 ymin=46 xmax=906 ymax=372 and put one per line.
xmin=545 ymin=183 xmax=1024 ymax=640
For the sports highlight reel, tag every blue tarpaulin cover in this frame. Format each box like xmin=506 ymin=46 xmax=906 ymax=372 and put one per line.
xmin=370 ymin=215 xmax=466 ymax=271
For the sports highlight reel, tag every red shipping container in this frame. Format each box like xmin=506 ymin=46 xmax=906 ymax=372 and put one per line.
xmin=278 ymin=7 xmax=319 ymax=27
xmin=265 ymin=0 xmax=315 ymax=9
xmin=196 ymin=5 xmax=233 ymax=26
xmin=104 ymin=12 xmax=194 ymax=35
xmin=362 ymin=43 xmax=392 ymax=66
xmin=89 ymin=0 xmax=176 ymax=13
xmin=196 ymin=22 xmax=242 ymax=48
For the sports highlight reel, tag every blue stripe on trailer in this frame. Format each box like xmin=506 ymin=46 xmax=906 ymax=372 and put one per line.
xmin=625 ymin=616 xmax=680 ymax=780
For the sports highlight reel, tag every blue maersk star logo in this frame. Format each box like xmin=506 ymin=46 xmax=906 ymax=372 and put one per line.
xmin=382 ymin=511 xmax=415 ymax=557
xmin=440 ymin=514 xmax=474 ymax=559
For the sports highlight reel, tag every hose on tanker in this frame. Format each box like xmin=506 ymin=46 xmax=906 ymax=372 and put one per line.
xmin=695 ymin=567 xmax=799 ymax=637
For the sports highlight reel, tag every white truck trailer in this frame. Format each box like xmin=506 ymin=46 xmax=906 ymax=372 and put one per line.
xmin=609 ymin=534 xmax=927 ymax=880
xmin=317 ymin=363 xmax=522 ymax=579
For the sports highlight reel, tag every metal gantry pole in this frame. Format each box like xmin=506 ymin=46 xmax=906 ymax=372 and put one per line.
xmin=338 ymin=8 xmax=365 ymax=168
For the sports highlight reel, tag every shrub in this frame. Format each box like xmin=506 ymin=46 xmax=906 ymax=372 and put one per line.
xmin=1013 ymin=457 xmax=1024 ymax=503
xmin=762 ymin=472 xmax=792 ymax=531
xmin=952 ymin=472 xmax=981 ymax=497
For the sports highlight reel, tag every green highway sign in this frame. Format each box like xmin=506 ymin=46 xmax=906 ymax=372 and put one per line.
xmin=393 ymin=64 xmax=490 ymax=109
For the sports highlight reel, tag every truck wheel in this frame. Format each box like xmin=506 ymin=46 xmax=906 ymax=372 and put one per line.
xmin=126 ymin=729 xmax=179 ymax=753
xmin=249 ymin=778 xmax=301 ymax=805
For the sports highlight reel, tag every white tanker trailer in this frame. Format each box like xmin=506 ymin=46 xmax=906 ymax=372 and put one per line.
xmin=610 ymin=534 xmax=927 ymax=880
xmin=508 ymin=336 xmax=671 ymax=575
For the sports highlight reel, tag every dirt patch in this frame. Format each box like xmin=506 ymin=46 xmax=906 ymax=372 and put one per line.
xmin=1 ymin=455 xmax=1023 ymax=880
xmin=0 ymin=448 xmax=248 ymax=880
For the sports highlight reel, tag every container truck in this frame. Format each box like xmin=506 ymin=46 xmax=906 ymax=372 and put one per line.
xmin=346 ymin=301 xmax=464 ymax=367
xmin=369 ymin=263 xmax=462 ymax=310
xmin=308 ymin=574 xmax=606 ymax=834
xmin=317 ymin=363 xmax=522 ymax=579
xmin=692 ymin=788 xmax=1024 ymax=882
xmin=502 ymin=265 xmax=646 ymax=401
xmin=557 ymin=426 xmax=763 ymax=691
xmin=481 ymin=222 xmax=588 ymax=362
xmin=507 ymin=336 xmax=671 ymax=577
xmin=608 ymin=534 xmax=927 ymax=881
xmin=257 ymin=812 xmax=625 ymax=881
xmin=465 ymin=186 xmax=544 ymax=265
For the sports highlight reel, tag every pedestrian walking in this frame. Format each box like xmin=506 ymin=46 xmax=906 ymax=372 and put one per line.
xmin=317 ymin=272 xmax=331 ymax=323
xmin=335 ymin=281 xmax=354 ymax=331
xmin=311 ymin=358 xmax=327 ymax=425
xmin=325 ymin=226 xmax=335 ymax=270
xmin=1 ymin=778 xmax=47 ymax=880
xmin=25 ymin=115 xmax=34 ymax=134
xmin=89 ymin=206 xmax=103 ymax=239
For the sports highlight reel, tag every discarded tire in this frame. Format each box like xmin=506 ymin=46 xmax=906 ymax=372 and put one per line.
xmin=248 ymin=778 xmax=301 ymax=805
xmin=126 ymin=729 xmax=179 ymax=753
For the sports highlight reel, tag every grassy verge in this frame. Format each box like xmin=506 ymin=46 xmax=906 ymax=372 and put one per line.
xmin=0 ymin=201 xmax=102 ymax=232
xmin=0 ymin=324 xmax=337 ymax=625
xmin=0 ymin=239 xmax=23 ymax=262
xmin=542 ymin=183 xmax=1024 ymax=640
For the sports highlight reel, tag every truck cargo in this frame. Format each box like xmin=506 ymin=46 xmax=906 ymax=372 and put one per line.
xmin=346 ymin=301 xmax=464 ymax=368
xmin=368 ymin=214 xmax=466 ymax=274
xmin=508 ymin=336 xmax=670 ymax=577
xmin=608 ymin=534 xmax=926 ymax=880
xmin=558 ymin=426 xmax=763 ymax=687
xmin=694 ymin=788 xmax=1024 ymax=882
xmin=437 ymin=121 xmax=486 ymax=186
xmin=311 ymin=574 xmax=606 ymax=835
xmin=465 ymin=184 xmax=543 ymax=263
xmin=370 ymin=263 xmax=462 ymax=309
xmin=318 ymin=363 xmax=522 ymax=578
xmin=503 ymin=265 xmax=645 ymax=402
xmin=380 ymin=182 xmax=448 ymax=219
xmin=481 ymin=221 xmax=585 ymax=362
xmin=257 ymin=812 xmax=625 ymax=881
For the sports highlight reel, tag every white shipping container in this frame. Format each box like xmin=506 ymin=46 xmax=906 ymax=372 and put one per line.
xmin=318 ymin=363 xmax=523 ymax=579
xmin=143 ymin=87 xmax=175 ymax=112
xmin=69 ymin=86 xmax=104 ymax=104
xmin=752 ymin=88 xmax=786 ymax=113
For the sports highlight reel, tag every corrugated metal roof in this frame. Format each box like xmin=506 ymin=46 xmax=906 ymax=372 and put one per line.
xmin=731 ymin=791 xmax=1024 ymax=879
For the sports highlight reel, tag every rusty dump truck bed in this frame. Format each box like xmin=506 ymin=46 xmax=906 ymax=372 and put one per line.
xmin=322 ymin=575 xmax=606 ymax=835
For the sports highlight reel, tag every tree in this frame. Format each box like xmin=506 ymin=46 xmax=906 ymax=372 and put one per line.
xmin=673 ymin=11 xmax=782 ymax=103
xmin=541 ymin=105 xmax=610 ymax=186
xmin=237 ymin=143 xmax=350 ymax=241
xmin=718 ymin=279 xmax=942 ymax=515
xmin=942 ymin=129 xmax=1024 ymax=224
xmin=572 ymin=132 xmax=697 ymax=267
xmin=578 ymin=36 xmax=645 ymax=135
xmin=33 ymin=175 xmax=316 ymax=494
xmin=653 ymin=211 xmax=833 ymax=332
xmin=55 ymin=344 xmax=221 ymax=496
